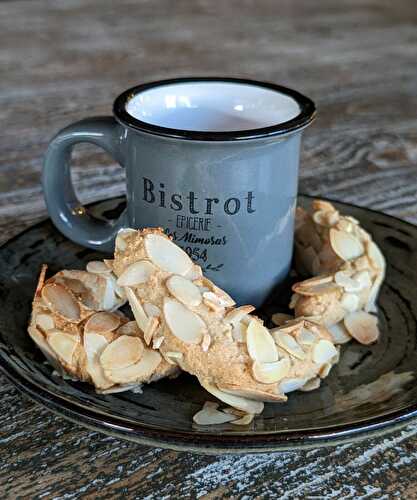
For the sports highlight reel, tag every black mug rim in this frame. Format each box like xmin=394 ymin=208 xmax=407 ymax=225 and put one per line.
xmin=113 ymin=77 xmax=316 ymax=142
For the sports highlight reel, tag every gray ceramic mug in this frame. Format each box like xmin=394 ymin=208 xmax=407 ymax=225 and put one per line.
xmin=43 ymin=77 xmax=315 ymax=306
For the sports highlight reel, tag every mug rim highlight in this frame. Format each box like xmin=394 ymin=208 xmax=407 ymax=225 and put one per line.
xmin=113 ymin=77 xmax=316 ymax=142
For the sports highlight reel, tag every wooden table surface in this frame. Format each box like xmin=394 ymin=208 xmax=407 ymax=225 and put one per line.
xmin=1 ymin=0 xmax=417 ymax=497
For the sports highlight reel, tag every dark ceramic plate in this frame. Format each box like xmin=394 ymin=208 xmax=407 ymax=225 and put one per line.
xmin=0 ymin=196 xmax=416 ymax=454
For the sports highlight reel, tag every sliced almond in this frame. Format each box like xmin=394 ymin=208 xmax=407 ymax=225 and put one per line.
xmin=166 ymin=275 xmax=202 ymax=307
xmin=203 ymin=291 xmax=235 ymax=307
xmin=344 ymin=311 xmax=379 ymax=345
xmin=47 ymin=330 xmax=79 ymax=365
xmin=200 ymin=381 xmax=264 ymax=414
xmin=165 ymin=351 xmax=183 ymax=361
xmin=224 ymin=407 xmax=255 ymax=418
xmin=114 ymin=284 xmax=126 ymax=300
xmin=367 ymin=241 xmax=385 ymax=271
xmin=293 ymin=281 xmax=340 ymax=297
xmin=163 ymin=298 xmax=206 ymax=344
xmin=356 ymin=226 xmax=371 ymax=243
xmin=295 ymin=275 xmax=334 ymax=287
xmin=35 ymin=314 xmax=55 ymax=332
xmin=273 ymin=331 xmax=305 ymax=360
xmin=201 ymin=333 xmax=211 ymax=352
xmin=251 ymin=358 xmax=290 ymax=384
xmin=289 ymin=293 xmax=299 ymax=309
xmin=185 ymin=264 xmax=203 ymax=281
xmin=97 ymin=384 xmax=141 ymax=395
xmin=326 ymin=211 xmax=340 ymax=226
xmin=340 ymin=292 xmax=360 ymax=312
xmin=53 ymin=277 xmax=87 ymax=296
xmin=302 ymin=315 xmax=323 ymax=324
xmin=231 ymin=413 xmax=255 ymax=426
xmin=193 ymin=406 xmax=237 ymax=426
xmin=115 ymin=228 xmax=136 ymax=251
xmin=125 ymin=287 xmax=148 ymax=331
xmin=202 ymin=291 xmax=228 ymax=311
xmin=96 ymin=275 xmax=121 ymax=312
xmin=203 ymin=299 xmax=224 ymax=313
xmin=224 ymin=305 xmax=255 ymax=326
xmin=118 ymin=228 xmax=137 ymax=237
xmin=28 ymin=326 xmax=59 ymax=365
xmin=319 ymin=363 xmax=332 ymax=378
xmin=276 ymin=317 xmax=305 ymax=331
xmin=117 ymin=321 xmax=139 ymax=336
xmin=103 ymin=259 xmax=114 ymax=271
xmin=353 ymin=270 xmax=372 ymax=289
xmin=144 ymin=317 xmax=159 ymax=345
xmin=279 ymin=378 xmax=308 ymax=394
xmin=143 ymin=302 xmax=161 ymax=317
xmin=84 ymin=312 xmax=121 ymax=335
xmin=312 ymin=209 xmax=330 ymax=226
xmin=336 ymin=219 xmax=354 ymax=233
xmin=86 ymin=261 xmax=112 ymax=275
xmin=144 ymin=233 xmax=193 ymax=276
xmin=329 ymin=228 xmax=364 ymax=261
xmin=366 ymin=275 xmax=383 ymax=313
xmin=240 ymin=315 xmax=254 ymax=327
xmin=41 ymin=284 xmax=81 ymax=321
xmin=161 ymin=352 xmax=177 ymax=365
xmin=200 ymin=278 xmax=236 ymax=307
xmin=105 ymin=349 xmax=162 ymax=384
xmin=312 ymin=200 xmax=336 ymax=212
xmin=334 ymin=271 xmax=362 ymax=292
xmin=152 ymin=336 xmax=164 ymax=349
xmin=203 ymin=401 xmax=220 ymax=410
xmin=218 ymin=384 xmax=287 ymax=403
xmin=300 ymin=377 xmax=321 ymax=392
xmin=332 ymin=346 xmax=341 ymax=364
xmin=343 ymin=215 xmax=359 ymax=225
xmin=84 ymin=332 xmax=112 ymax=389
xmin=35 ymin=264 xmax=48 ymax=297
xmin=271 ymin=313 xmax=293 ymax=326
xmin=312 ymin=339 xmax=338 ymax=364
xmin=313 ymin=209 xmax=339 ymax=227
xmin=100 ymin=335 xmax=144 ymax=370
xmin=115 ymin=236 xmax=127 ymax=252
xmin=117 ymin=260 xmax=157 ymax=287
xmin=296 ymin=328 xmax=317 ymax=345
xmin=353 ymin=256 xmax=370 ymax=272
xmin=246 ymin=318 xmax=278 ymax=363
xmin=232 ymin=322 xmax=247 ymax=343
xmin=328 ymin=322 xmax=351 ymax=344
xmin=272 ymin=324 xmax=302 ymax=339
xmin=305 ymin=321 xmax=334 ymax=342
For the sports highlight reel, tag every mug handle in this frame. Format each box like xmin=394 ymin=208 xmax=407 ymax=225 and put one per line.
xmin=42 ymin=116 xmax=128 ymax=252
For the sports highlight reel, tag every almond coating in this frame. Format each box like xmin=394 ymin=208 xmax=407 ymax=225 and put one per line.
xmin=289 ymin=200 xmax=384 ymax=344
xmin=112 ymin=228 xmax=339 ymax=405
xmin=28 ymin=264 xmax=179 ymax=391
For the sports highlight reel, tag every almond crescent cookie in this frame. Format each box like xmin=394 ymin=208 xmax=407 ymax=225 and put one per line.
xmin=289 ymin=200 xmax=385 ymax=344
xmin=28 ymin=264 xmax=179 ymax=393
xmin=112 ymin=228 xmax=340 ymax=413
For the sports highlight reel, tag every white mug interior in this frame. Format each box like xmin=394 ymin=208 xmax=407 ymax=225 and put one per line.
xmin=125 ymin=81 xmax=301 ymax=132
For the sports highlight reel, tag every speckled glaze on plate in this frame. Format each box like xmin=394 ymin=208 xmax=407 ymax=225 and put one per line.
xmin=0 ymin=196 xmax=416 ymax=454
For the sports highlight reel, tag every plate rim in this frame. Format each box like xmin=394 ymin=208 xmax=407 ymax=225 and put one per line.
xmin=1 ymin=353 xmax=416 ymax=454
xmin=1 ymin=194 xmax=416 ymax=453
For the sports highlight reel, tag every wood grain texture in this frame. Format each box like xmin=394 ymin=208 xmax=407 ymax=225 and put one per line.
xmin=0 ymin=0 xmax=416 ymax=497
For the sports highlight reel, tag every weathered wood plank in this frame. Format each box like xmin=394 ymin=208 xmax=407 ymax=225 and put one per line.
xmin=1 ymin=0 xmax=417 ymax=497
